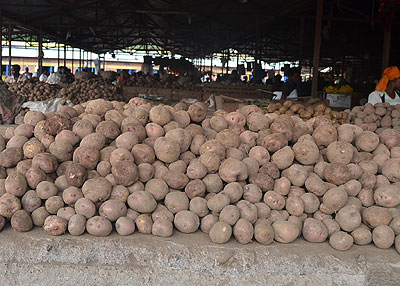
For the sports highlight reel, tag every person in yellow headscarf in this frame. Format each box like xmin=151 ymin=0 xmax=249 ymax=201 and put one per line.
xmin=368 ymin=66 xmax=400 ymax=105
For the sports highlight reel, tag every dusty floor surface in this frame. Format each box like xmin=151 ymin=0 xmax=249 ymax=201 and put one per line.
xmin=0 ymin=226 xmax=399 ymax=286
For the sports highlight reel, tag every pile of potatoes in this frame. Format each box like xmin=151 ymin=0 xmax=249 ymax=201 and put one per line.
xmin=0 ymin=98 xmax=399 ymax=255
xmin=344 ymin=102 xmax=400 ymax=132
xmin=7 ymin=79 xmax=60 ymax=101
xmin=58 ymin=79 xmax=120 ymax=104
xmin=267 ymin=100 xmax=347 ymax=123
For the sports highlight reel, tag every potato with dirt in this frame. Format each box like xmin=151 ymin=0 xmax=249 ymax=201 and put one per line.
xmin=115 ymin=217 xmax=136 ymax=236
xmin=209 ymin=221 xmax=232 ymax=244
xmin=86 ymin=216 xmax=112 ymax=237
xmin=68 ymin=214 xmax=87 ymax=236
xmin=99 ymin=199 xmax=127 ymax=221
xmin=43 ymin=215 xmax=68 ymax=236
xmin=329 ymin=231 xmax=354 ymax=251
xmin=82 ymin=177 xmax=112 ymax=203
xmin=335 ymin=206 xmax=361 ymax=232
xmin=174 ymin=210 xmax=200 ymax=233
xmin=374 ymin=185 xmax=400 ymax=207
xmin=302 ymin=218 xmax=328 ymax=243
xmin=11 ymin=210 xmax=33 ymax=232
xmin=372 ymin=225 xmax=395 ymax=249
xmin=272 ymin=221 xmax=300 ymax=243
xmin=233 ymin=218 xmax=254 ymax=244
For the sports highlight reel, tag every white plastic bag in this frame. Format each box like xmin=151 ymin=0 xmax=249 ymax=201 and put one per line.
xmin=22 ymin=98 xmax=72 ymax=113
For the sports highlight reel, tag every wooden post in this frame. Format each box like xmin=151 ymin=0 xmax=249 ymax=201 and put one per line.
xmin=382 ymin=29 xmax=391 ymax=71
xmin=79 ymin=49 xmax=82 ymax=70
xmin=8 ymin=24 xmax=11 ymax=76
xmin=38 ymin=29 xmax=43 ymax=76
xmin=311 ymin=0 xmax=323 ymax=98
xmin=210 ymin=55 xmax=213 ymax=79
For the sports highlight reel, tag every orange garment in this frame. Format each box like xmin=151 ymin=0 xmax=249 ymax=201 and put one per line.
xmin=376 ymin=66 xmax=400 ymax=91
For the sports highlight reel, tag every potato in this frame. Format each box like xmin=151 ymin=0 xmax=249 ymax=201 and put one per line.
xmin=248 ymin=146 xmax=269 ymax=166
xmin=322 ymin=187 xmax=348 ymax=214
xmin=57 ymin=207 xmax=76 ymax=221
xmin=219 ymin=205 xmax=240 ymax=225
xmin=357 ymin=188 xmax=374 ymax=207
xmin=5 ymin=172 xmax=27 ymax=197
xmin=7 ymin=135 xmax=29 ymax=149
xmin=389 ymin=217 xmax=400 ymax=235
xmin=153 ymin=137 xmax=180 ymax=163
xmin=362 ymin=206 xmax=392 ymax=228
xmin=45 ymin=196 xmax=64 ymax=214
xmin=74 ymin=198 xmax=95 ymax=219
xmin=329 ymin=231 xmax=353 ymax=251
xmin=207 ymin=193 xmax=230 ymax=212
xmin=25 ymin=167 xmax=46 ymax=190
xmin=36 ymin=181 xmax=57 ymax=200
xmin=21 ymin=190 xmax=41 ymax=212
xmin=23 ymin=138 xmax=45 ymax=159
xmin=263 ymin=191 xmax=285 ymax=210
xmin=233 ymin=218 xmax=254 ymax=244
xmin=379 ymin=129 xmax=400 ymax=149
xmin=43 ymin=215 xmax=68 ymax=236
xmin=55 ymin=130 xmax=80 ymax=146
xmin=109 ymin=148 xmax=134 ymax=166
xmin=261 ymin=133 xmax=288 ymax=152
xmin=115 ymin=216 xmax=136 ymax=236
xmin=237 ymin=200 xmax=258 ymax=223
xmin=111 ymin=161 xmax=138 ymax=186
xmin=65 ymin=162 xmax=87 ymax=187
xmin=312 ymin=124 xmax=337 ymax=147
xmin=152 ymin=205 xmax=174 ymax=222
xmin=209 ymin=221 xmax=232 ymax=243
xmin=80 ymin=133 xmax=106 ymax=150
xmin=335 ymin=206 xmax=361 ymax=232
xmin=355 ymin=131 xmax=379 ymax=152
xmin=169 ymin=160 xmax=187 ymax=173
xmin=351 ymin=227 xmax=372 ymax=245
xmin=254 ymin=220 xmax=274 ymax=245
xmin=0 ymin=148 xmax=23 ymax=168
xmin=326 ymin=141 xmax=353 ymax=164
xmin=293 ymin=139 xmax=319 ymax=165
xmin=174 ymin=210 xmax=199 ymax=233
xmin=149 ymin=105 xmax=171 ymax=125
xmin=82 ymin=177 xmax=112 ymax=203
xmin=99 ymin=199 xmax=127 ymax=221
xmin=302 ymin=218 xmax=328 ymax=243
xmin=221 ymin=182 xmax=242 ymax=203
xmin=382 ymin=159 xmax=400 ymax=182
xmin=372 ymin=225 xmax=394 ymax=249
xmin=282 ymin=164 xmax=307 ymax=187
xmin=135 ymin=214 xmax=153 ymax=234
xmin=273 ymin=177 xmax=290 ymax=196
xmin=272 ymin=221 xmax=300 ymax=243
xmin=67 ymin=213 xmax=87 ymax=236
xmin=145 ymin=178 xmax=169 ymax=200
xmin=73 ymin=147 xmax=100 ymax=170
xmin=186 ymin=161 xmax=207 ymax=180
xmin=300 ymin=193 xmax=320 ymax=214
xmin=270 ymin=146 xmax=293 ymax=170
xmin=285 ymin=196 xmax=305 ymax=216
xmin=152 ymin=218 xmax=173 ymax=237
xmin=86 ymin=216 xmax=112 ymax=237
xmin=95 ymin=120 xmax=120 ymax=140
xmin=200 ymin=214 xmax=219 ymax=233
xmin=40 ymin=134 xmax=54 ymax=149
xmin=127 ymin=190 xmax=157 ymax=213
xmin=199 ymin=152 xmax=220 ymax=173
xmin=343 ymin=179 xmax=362 ymax=197
xmin=11 ymin=209 xmax=32 ymax=232
xmin=31 ymin=206 xmax=49 ymax=227
xmin=97 ymin=160 xmax=111 ymax=177
xmin=243 ymin=184 xmax=262 ymax=203
xmin=323 ymin=163 xmax=350 ymax=185
xmin=189 ymin=197 xmax=209 ymax=218
xmin=100 ymin=146 xmax=117 ymax=161
xmin=73 ymin=119 xmax=94 ymax=139
xmin=49 ymin=141 xmax=73 ymax=162
xmin=322 ymin=218 xmax=340 ymax=237
xmin=374 ymin=185 xmax=400 ymax=207
xmin=115 ymin=132 xmax=139 ymax=151
xmin=185 ymin=179 xmax=206 ymax=199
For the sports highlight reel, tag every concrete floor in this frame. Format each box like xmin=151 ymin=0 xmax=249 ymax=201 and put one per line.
xmin=0 ymin=226 xmax=399 ymax=286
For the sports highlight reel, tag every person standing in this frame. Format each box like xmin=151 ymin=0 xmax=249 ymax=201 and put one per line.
xmin=5 ymin=64 xmax=25 ymax=84
xmin=281 ymin=67 xmax=300 ymax=100
xmin=368 ymin=66 xmax=400 ymax=105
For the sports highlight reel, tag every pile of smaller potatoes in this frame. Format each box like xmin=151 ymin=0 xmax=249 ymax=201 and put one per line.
xmin=0 ymin=97 xmax=399 ymax=254
xmin=7 ymin=79 xmax=59 ymax=101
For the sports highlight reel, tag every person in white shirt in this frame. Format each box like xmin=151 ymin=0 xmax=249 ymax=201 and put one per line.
xmin=368 ymin=66 xmax=400 ymax=105
xmin=39 ymin=69 xmax=49 ymax=82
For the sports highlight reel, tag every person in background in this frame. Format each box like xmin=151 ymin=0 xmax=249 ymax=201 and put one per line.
xmin=39 ymin=69 xmax=49 ymax=82
xmin=117 ymin=70 xmax=129 ymax=86
xmin=227 ymin=69 xmax=240 ymax=84
xmin=1 ymin=71 xmax=6 ymax=81
xmin=368 ymin=66 xmax=400 ymax=105
xmin=23 ymin=67 xmax=32 ymax=79
xmin=281 ymin=67 xmax=300 ymax=100
xmin=272 ymin=74 xmax=283 ymax=91
xmin=5 ymin=64 xmax=25 ymax=84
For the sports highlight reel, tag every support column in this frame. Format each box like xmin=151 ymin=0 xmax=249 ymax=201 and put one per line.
xmin=38 ymin=29 xmax=43 ymax=76
xmin=382 ymin=29 xmax=391 ymax=71
xmin=210 ymin=55 xmax=213 ymax=79
xmin=311 ymin=0 xmax=323 ymax=98
xmin=8 ymin=24 xmax=11 ymax=76
xmin=79 ymin=49 xmax=82 ymax=70
xmin=71 ymin=47 xmax=74 ymax=73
